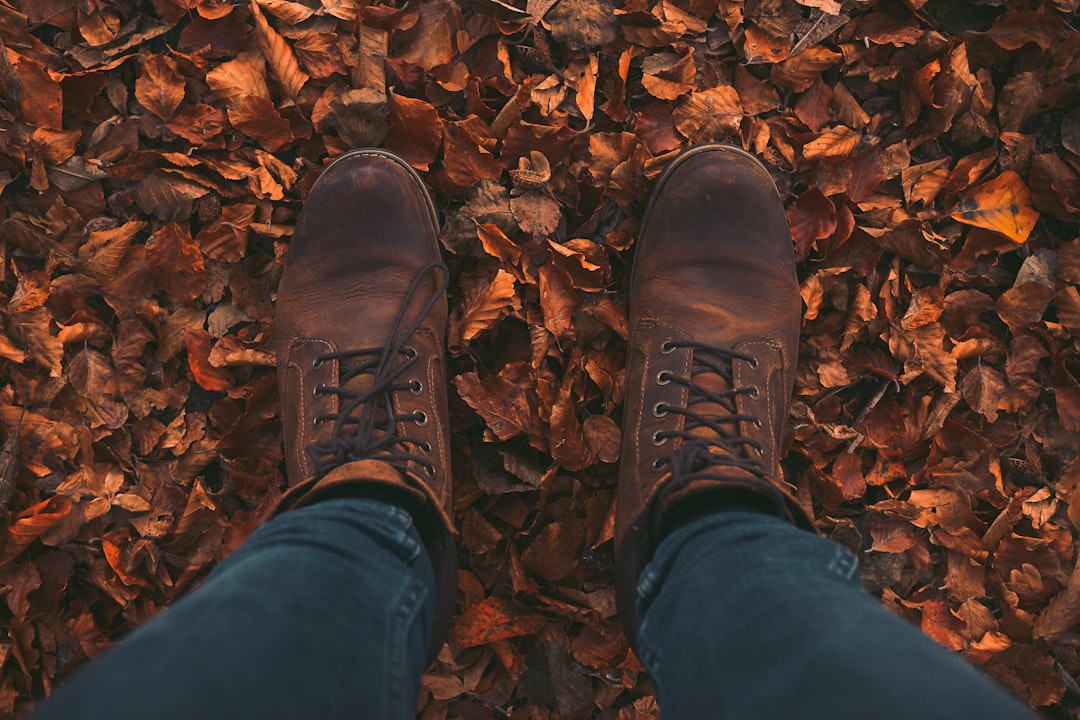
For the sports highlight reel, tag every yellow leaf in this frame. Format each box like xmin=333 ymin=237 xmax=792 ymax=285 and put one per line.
xmin=951 ymin=170 xmax=1039 ymax=243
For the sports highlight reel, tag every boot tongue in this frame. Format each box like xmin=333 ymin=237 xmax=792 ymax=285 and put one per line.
xmin=685 ymin=353 xmax=740 ymax=454
xmin=675 ymin=349 xmax=765 ymax=478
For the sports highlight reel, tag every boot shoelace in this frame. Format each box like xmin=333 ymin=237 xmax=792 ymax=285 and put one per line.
xmin=651 ymin=340 xmax=769 ymax=489
xmin=306 ymin=262 xmax=449 ymax=481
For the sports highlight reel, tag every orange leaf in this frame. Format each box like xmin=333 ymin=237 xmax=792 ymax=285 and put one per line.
xmin=576 ymin=54 xmax=598 ymax=122
xmin=9 ymin=51 xmax=62 ymax=131
xmin=228 ymin=95 xmax=294 ymax=151
xmin=742 ymin=24 xmax=790 ymax=64
xmin=166 ymin=103 xmax=229 ymax=146
xmin=794 ymin=75 xmax=832 ymax=131
xmin=256 ymin=0 xmax=318 ymax=23
xmin=459 ymin=269 xmax=520 ymax=342
xmin=451 ymin=596 xmax=545 ymax=647
xmin=184 ymin=327 xmax=234 ymax=392
xmin=250 ymin=0 xmax=309 ymax=102
xmin=802 ymin=125 xmax=860 ymax=161
xmin=511 ymin=191 xmax=561 ymax=238
xmin=538 ymin=263 xmax=577 ymax=339
xmin=771 ymin=46 xmax=842 ymax=92
xmin=952 ymin=170 xmax=1040 ymax=244
xmin=135 ymin=55 xmax=186 ymax=121
xmin=549 ymin=373 xmax=590 ymax=470
xmin=476 ymin=223 xmax=526 ymax=270
xmin=672 ymin=85 xmax=742 ymax=143
xmin=2 ymin=496 xmax=72 ymax=563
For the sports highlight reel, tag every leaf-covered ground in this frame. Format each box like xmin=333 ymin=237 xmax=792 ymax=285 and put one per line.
xmin=1 ymin=0 xmax=1079 ymax=716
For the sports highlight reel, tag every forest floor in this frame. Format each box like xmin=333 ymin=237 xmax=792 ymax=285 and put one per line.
xmin=1 ymin=0 xmax=1080 ymax=716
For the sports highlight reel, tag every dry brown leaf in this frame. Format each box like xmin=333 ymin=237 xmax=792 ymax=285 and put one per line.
xmin=257 ymin=0 xmax=318 ymax=23
xmin=742 ymin=24 xmax=791 ymax=64
xmin=672 ymin=86 xmax=742 ymax=143
xmin=135 ymin=55 xmax=186 ymax=121
xmin=547 ymin=0 xmax=619 ymax=51
xmin=395 ymin=0 xmax=458 ymax=70
xmin=538 ymin=263 xmax=577 ymax=339
xmin=250 ymin=0 xmax=310 ymax=101
xmin=385 ymin=92 xmax=443 ymax=171
xmin=451 ymin=596 xmax=546 ymax=647
xmin=459 ymin=270 xmax=521 ymax=342
xmin=787 ymin=188 xmax=836 ymax=261
xmin=511 ymin=191 xmax=561 ymax=237
xmin=453 ymin=371 xmax=533 ymax=440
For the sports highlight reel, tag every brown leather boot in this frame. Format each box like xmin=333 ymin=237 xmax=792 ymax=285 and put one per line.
xmin=615 ymin=144 xmax=816 ymax=648
xmin=274 ymin=149 xmax=456 ymax=663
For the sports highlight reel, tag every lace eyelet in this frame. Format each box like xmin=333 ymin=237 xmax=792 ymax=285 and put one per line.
xmin=403 ymin=347 xmax=418 ymax=359
xmin=652 ymin=431 xmax=668 ymax=446
xmin=410 ymin=380 xmax=423 ymax=395
xmin=748 ymin=357 xmax=759 ymax=369
xmin=419 ymin=441 xmax=433 ymax=454
xmin=748 ymin=385 xmax=759 ymax=398
xmin=660 ymin=341 xmax=675 ymax=354
xmin=752 ymin=418 xmax=763 ymax=428
xmin=424 ymin=465 xmax=436 ymax=476
xmin=312 ymin=384 xmax=325 ymax=398
xmin=656 ymin=371 xmax=672 ymax=386
xmin=415 ymin=411 xmax=429 ymax=426
xmin=653 ymin=402 xmax=668 ymax=417
xmin=311 ymin=417 xmax=319 ymax=428
xmin=311 ymin=357 xmax=323 ymax=368
xmin=652 ymin=457 xmax=668 ymax=471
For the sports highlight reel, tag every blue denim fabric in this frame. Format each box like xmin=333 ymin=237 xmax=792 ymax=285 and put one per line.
xmin=36 ymin=500 xmax=1038 ymax=720
xmin=32 ymin=499 xmax=435 ymax=720
xmin=636 ymin=511 xmax=1036 ymax=720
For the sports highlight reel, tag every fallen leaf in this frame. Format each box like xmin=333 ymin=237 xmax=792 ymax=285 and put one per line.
xmin=453 ymin=371 xmax=533 ymax=440
xmin=451 ymin=596 xmax=546 ymax=647
xmin=250 ymin=0 xmax=309 ymax=102
xmin=786 ymin=188 xmax=836 ymax=261
xmin=458 ymin=270 xmax=521 ymax=342
xmin=672 ymin=85 xmax=742 ymax=143
xmin=511 ymin=191 xmax=561 ymax=237
xmin=952 ymin=171 xmax=1040 ymax=244
xmin=145 ymin=224 xmax=208 ymax=304
xmin=184 ymin=328 xmax=234 ymax=392
xmin=135 ymin=55 xmax=186 ymax=121
xmin=538 ymin=263 xmax=577 ymax=338
xmin=385 ymin=92 xmax=443 ymax=171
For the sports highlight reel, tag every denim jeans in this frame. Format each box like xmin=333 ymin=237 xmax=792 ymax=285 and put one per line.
xmin=34 ymin=500 xmax=1034 ymax=719
xmin=636 ymin=511 xmax=1036 ymax=719
xmin=32 ymin=499 xmax=436 ymax=720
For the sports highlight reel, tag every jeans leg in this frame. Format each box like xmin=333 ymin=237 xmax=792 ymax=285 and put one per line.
xmin=32 ymin=498 xmax=436 ymax=720
xmin=635 ymin=511 xmax=1036 ymax=720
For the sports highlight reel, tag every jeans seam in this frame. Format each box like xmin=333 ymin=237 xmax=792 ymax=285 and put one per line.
xmin=375 ymin=503 xmax=428 ymax=719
